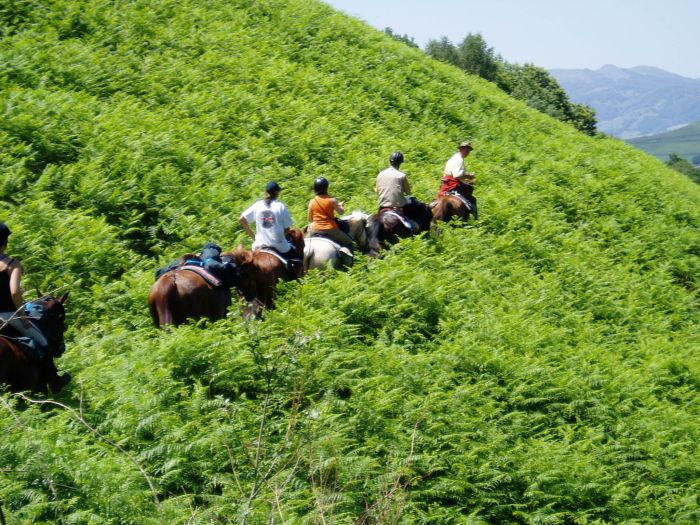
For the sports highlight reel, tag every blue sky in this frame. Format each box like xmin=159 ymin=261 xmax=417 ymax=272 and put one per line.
xmin=323 ymin=0 xmax=700 ymax=78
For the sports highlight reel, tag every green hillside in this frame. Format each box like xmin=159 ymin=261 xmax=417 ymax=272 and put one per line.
xmin=1 ymin=0 xmax=699 ymax=523
xmin=628 ymin=120 xmax=700 ymax=166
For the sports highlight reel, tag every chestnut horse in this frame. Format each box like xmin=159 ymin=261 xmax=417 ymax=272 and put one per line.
xmin=0 ymin=294 xmax=70 ymax=394
xmin=431 ymin=194 xmax=473 ymax=224
xmin=148 ymin=267 xmax=233 ymax=327
xmin=367 ymin=199 xmax=433 ymax=257
xmin=229 ymin=228 xmax=305 ymax=311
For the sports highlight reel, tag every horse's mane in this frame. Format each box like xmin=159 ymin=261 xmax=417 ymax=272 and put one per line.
xmin=229 ymin=244 xmax=254 ymax=266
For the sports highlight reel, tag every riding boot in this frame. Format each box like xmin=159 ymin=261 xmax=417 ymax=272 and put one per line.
xmin=468 ymin=195 xmax=478 ymax=220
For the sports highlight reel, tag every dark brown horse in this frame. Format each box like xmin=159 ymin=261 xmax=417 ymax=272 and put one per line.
xmin=367 ymin=199 xmax=433 ymax=257
xmin=0 ymin=294 xmax=70 ymax=395
xmin=228 ymin=228 xmax=305 ymax=311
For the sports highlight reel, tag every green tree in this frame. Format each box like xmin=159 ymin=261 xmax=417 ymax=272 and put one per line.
xmin=456 ymin=33 xmax=500 ymax=83
xmin=502 ymin=63 xmax=597 ymax=136
xmin=383 ymin=27 xmax=419 ymax=48
xmin=425 ymin=34 xmax=597 ymax=135
xmin=425 ymin=36 xmax=460 ymax=65
xmin=570 ymin=102 xmax=598 ymax=136
xmin=666 ymin=153 xmax=700 ymax=183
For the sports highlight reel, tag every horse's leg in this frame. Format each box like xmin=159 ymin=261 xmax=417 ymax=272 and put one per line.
xmin=261 ymin=275 xmax=276 ymax=309
xmin=0 ymin=342 xmax=40 ymax=393
xmin=367 ymin=216 xmax=383 ymax=257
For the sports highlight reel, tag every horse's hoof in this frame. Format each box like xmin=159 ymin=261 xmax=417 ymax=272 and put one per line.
xmin=49 ymin=372 xmax=71 ymax=393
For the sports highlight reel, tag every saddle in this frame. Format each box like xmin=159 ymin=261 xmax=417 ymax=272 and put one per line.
xmin=154 ymin=242 xmax=240 ymax=288
xmin=258 ymin=248 xmax=303 ymax=278
xmin=445 ymin=191 xmax=472 ymax=210
xmin=1 ymin=311 xmax=46 ymax=362
xmin=307 ymin=236 xmax=354 ymax=268
xmin=180 ymin=265 xmax=224 ymax=287
xmin=379 ymin=208 xmax=417 ymax=232
xmin=0 ymin=333 xmax=44 ymax=361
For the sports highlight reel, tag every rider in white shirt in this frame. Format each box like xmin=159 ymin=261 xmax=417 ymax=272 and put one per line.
xmin=239 ymin=181 xmax=294 ymax=254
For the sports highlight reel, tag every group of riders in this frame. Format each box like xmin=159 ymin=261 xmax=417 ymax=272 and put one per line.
xmin=238 ymin=139 xmax=478 ymax=265
xmin=0 ymin=140 xmax=477 ymax=393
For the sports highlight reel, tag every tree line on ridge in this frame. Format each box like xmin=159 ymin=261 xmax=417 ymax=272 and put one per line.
xmin=386 ymin=29 xmax=598 ymax=136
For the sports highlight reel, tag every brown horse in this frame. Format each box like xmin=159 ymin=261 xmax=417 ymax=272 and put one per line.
xmin=0 ymin=294 xmax=70 ymax=395
xmin=431 ymin=194 xmax=472 ymax=224
xmin=367 ymin=199 xmax=433 ymax=257
xmin=148 ymin=269 xmax=233 ymax=327
xmin=228 ymin=228 xmax=305 ymax=311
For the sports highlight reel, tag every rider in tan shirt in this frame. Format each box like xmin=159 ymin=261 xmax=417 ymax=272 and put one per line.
xmin=375 ymin=151 xmax=410 ymax=210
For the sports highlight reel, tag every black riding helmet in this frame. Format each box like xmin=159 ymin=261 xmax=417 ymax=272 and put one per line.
xmin=0 ymin=222 xmax=11 ymax=246
xmin=313 ymin=176 xmax=329 ymax=194
xmin=389 ymin=151 xmax=404 ymax=167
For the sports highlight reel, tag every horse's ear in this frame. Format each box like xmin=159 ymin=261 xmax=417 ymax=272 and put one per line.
xmin=234 ymin=245 xmax=254 ymax=265
xmin=59 ymin=292 xmax=69 ymax=304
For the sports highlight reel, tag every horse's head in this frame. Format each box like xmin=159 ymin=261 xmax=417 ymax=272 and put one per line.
xmin=286 ymin=228 xmax=305 ymax=254
xmin=225 ymin=246 xmax=257 ymax=302
xmin=404 ymin=199 xmax=433 ymax=232
xmin=28 ymin=293 xmax=68 ymax=357
xmin=343 ymin=211 xmax=371 ymax=253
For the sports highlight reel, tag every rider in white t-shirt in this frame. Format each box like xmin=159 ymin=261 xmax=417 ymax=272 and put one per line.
xmin=239 ymin=181 xmax=294 ymax=254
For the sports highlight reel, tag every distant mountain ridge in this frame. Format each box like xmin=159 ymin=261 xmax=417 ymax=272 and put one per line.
xmin=550 ymin=65 xmax=700 ymax=139
xmin=629 ymin=119 xmax=700 ymax=166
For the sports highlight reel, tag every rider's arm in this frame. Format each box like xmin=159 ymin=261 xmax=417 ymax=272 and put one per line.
xmin=332 ymin=198 xmax=345 ymax=215
xmin=307 ymin=201 xmax=314 ymax=223
xmin=8 ymin=262 xmax=30 ymax=328
xmin=238 ymin=216 xmax=255 ymax=240
xmin=403 ymin=177 xmax=411 ymax=195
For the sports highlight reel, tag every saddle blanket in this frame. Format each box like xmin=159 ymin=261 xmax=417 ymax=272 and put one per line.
xmin=257 ymin=249 xmax=289 ymax=265
xmin=445 ymin=191 xmax=472 ymax=210
xmin=180 ymin=265 xmax=223 ymax=287
xmin=307 ymin=236 xmax=342 ymax=250
xmin=382 ymin=210 xmax=414 ymax=231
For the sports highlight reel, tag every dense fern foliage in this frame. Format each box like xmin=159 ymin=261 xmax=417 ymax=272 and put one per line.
xmin=1 ymin=0 xmax=699 ymax=523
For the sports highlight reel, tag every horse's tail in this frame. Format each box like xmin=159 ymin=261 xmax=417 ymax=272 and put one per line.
xmin=148 ymin=273 xmax=181 ymax=327
xmin=367 ymin=215 xmax=383 ymax=257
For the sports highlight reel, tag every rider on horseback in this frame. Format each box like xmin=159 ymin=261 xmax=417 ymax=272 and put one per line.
xmin=437 ymin=140 xmax=478 ymax=219
xmin=239 ymin=182 xmax=303 ymax=276
xmin=375 ymin=151 xmax=427 ymax=232
xmin=0 ymin=222 xmax=70 ymax=392
xmin=307 ymin=177 xmax=354 ymax=255
xmin=376 ymin=151 xmax=410 ymax=212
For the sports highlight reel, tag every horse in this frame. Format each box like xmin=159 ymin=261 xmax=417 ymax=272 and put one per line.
xmin=303 ymin=211 xmax=371 ymax=271
xmin=228 ymin=228 xmax=305 ymax=311
xmin=431 ymin=193 xmax=473 ymax=225
xmin=0 ymin=294 xmax=70 ymax=395
xmin=148 ymin=267 xmax=233 ymax=328
xmin=367 ymin=198 xmax=433 ymax=257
